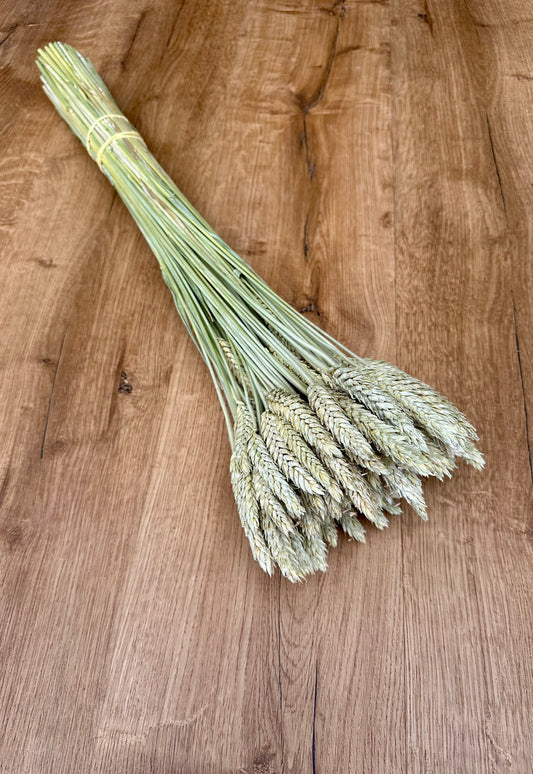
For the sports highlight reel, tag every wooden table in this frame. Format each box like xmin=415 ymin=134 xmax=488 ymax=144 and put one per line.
xmin=1 ymin=1 xmax=532 ymax=771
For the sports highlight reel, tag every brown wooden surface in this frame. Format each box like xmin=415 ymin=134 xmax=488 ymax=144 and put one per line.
xmin=1 ymin=1 xmax=532 ymax=772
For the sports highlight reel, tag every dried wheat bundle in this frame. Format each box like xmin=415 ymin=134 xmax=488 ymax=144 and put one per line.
xmin=37 ymin=43 xmax=484 ymax=582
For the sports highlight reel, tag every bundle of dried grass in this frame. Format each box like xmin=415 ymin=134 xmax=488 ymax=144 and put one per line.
xmin=37 ymin=43 xmax=484 ymax=581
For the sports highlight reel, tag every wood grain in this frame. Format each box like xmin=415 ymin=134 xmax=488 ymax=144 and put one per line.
xmin=1 ymin=1 xmax=532 ymax=771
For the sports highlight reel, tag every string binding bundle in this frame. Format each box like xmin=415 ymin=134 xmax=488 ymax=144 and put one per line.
xmin=36 ymin=43 xmax=484 ymax=582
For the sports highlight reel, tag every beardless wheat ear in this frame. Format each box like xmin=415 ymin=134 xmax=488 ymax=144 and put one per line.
xmin=266 ymin=390 xmax=343 ymax=459
xmin=230 ymin=405 xmax=274 ymax=574
xmin=326 ymin=369 xmax=430 ymax=449
xmin=248 ymin=433 xmax=305 ymax=521
xmin=307 ymin=383 xmax=377 ymax=460
xmin=260 ymin=412 xmax=325 ymax=496
xmin=263 ymin=412 xmax=343 ymax=501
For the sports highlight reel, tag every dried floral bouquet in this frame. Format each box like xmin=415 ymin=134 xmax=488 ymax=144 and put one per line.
xmin=37 ymin=43 xmax=483 ymax=582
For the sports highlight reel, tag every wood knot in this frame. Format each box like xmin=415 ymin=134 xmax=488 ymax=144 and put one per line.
xmin=118 ymin=371 xmax=133 ymax=394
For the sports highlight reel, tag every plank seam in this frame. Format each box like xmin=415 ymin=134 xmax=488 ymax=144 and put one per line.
xmin=40 ymin=328 xmax=67 ymax=459
xmin=512 ymin=296 xmax=533 ymax=491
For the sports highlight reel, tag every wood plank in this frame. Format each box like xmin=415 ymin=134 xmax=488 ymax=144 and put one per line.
xmin=276 ymin=3 xmax=405 ymax=773
xmin=392 ymin=1 xmax=533 ymax=771
xmin=1 ymin=2 xmax=282 ymax=772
